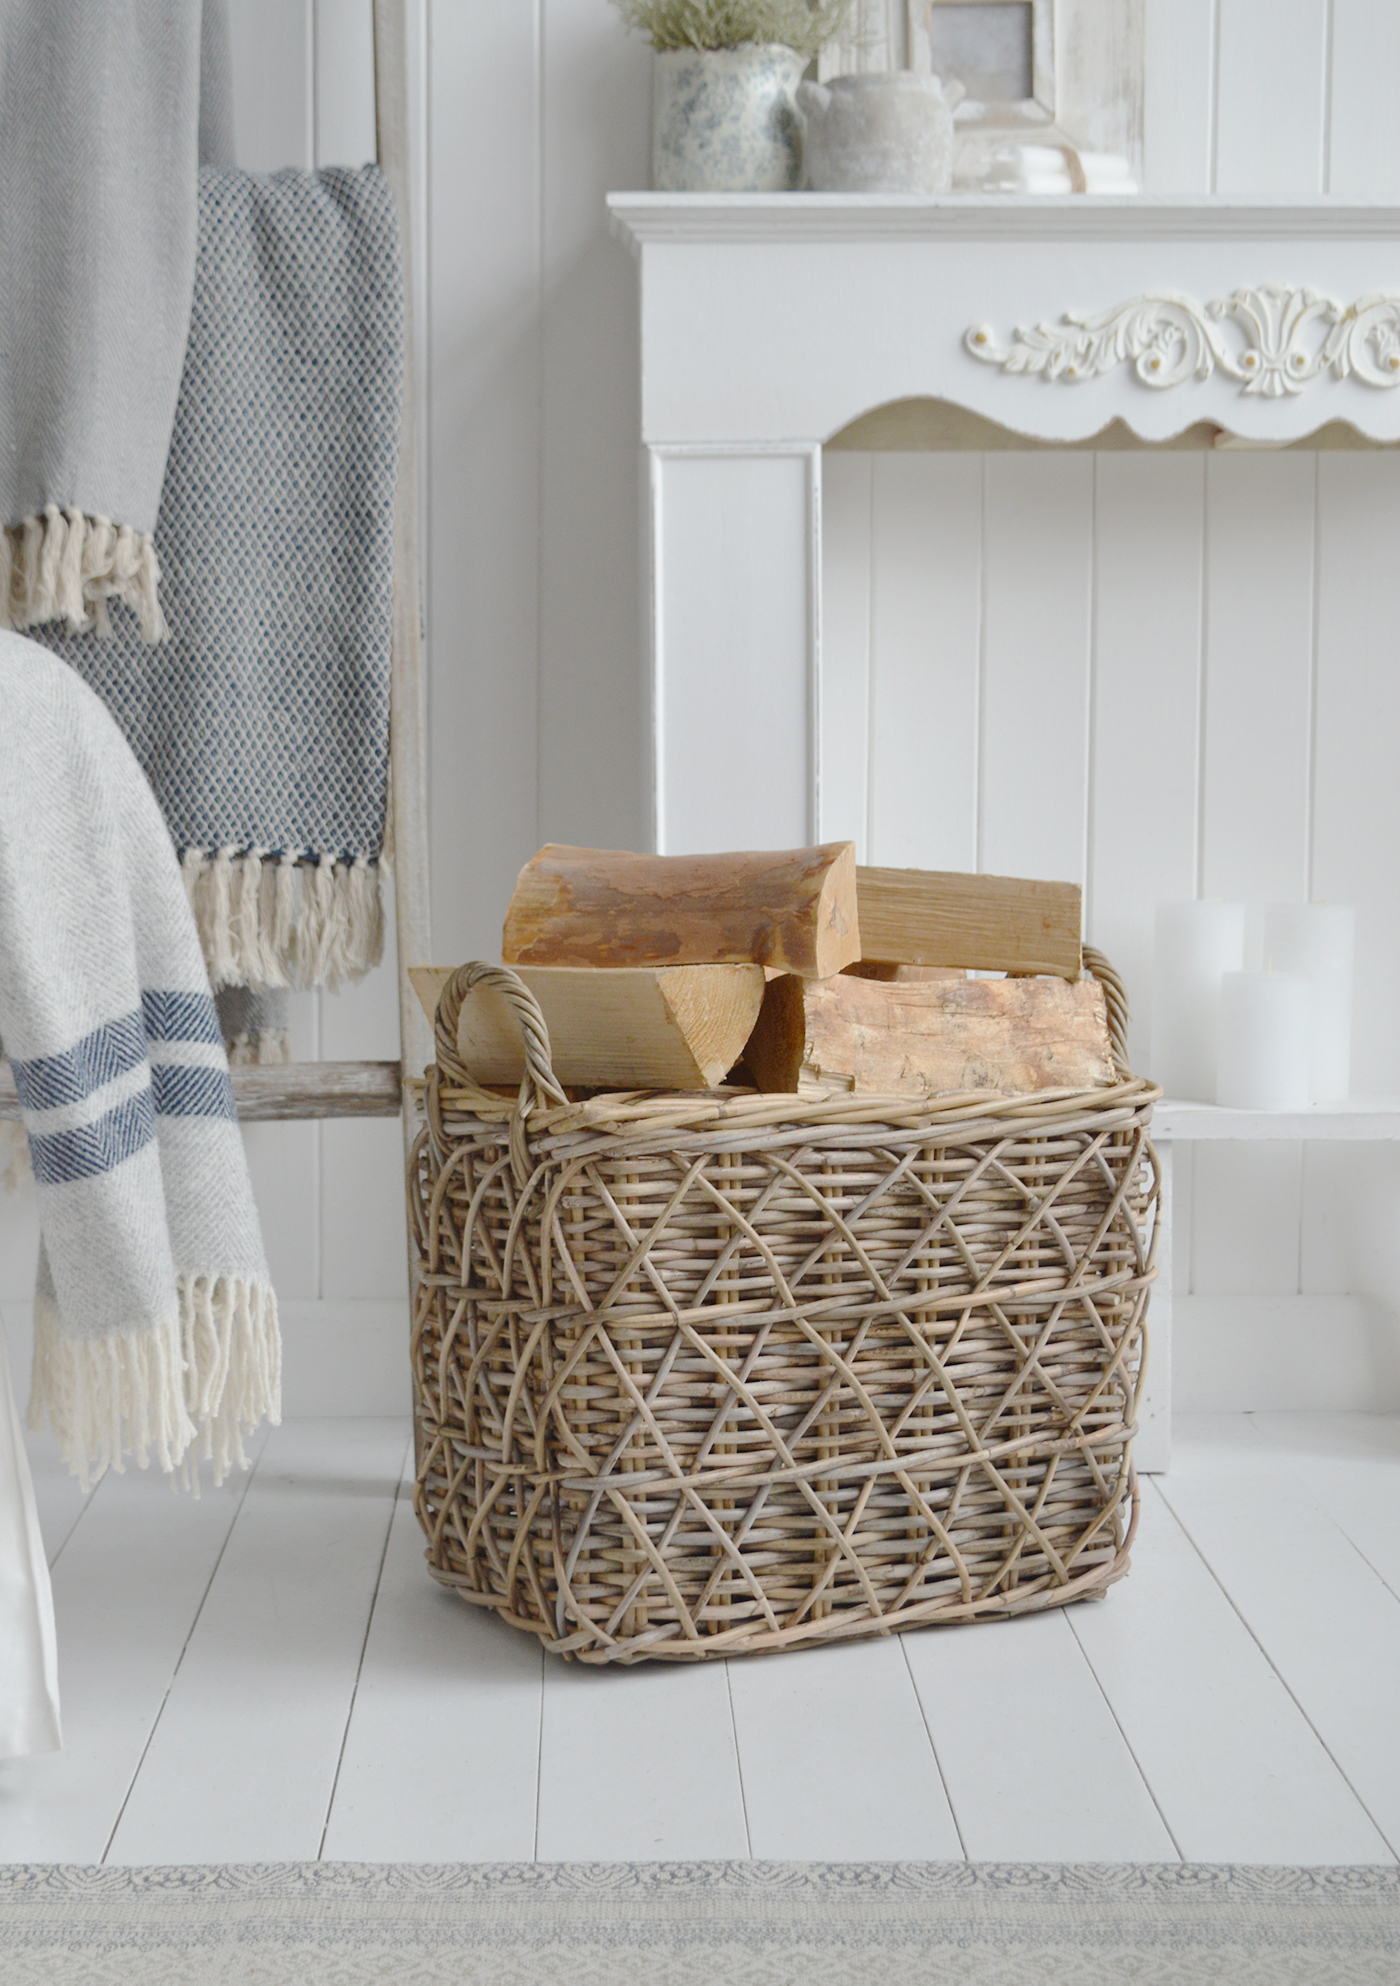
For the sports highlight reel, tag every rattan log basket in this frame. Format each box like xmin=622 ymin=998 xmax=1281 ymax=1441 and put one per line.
xmin=409 ymin=949 xmax=1160 ymax=1665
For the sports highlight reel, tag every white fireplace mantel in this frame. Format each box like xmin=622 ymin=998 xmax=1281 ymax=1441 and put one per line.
xmin=609 ymin=192 xmax=1400 ymax=856
xmin=609 ymin=193 xmax=1400 ymax=1473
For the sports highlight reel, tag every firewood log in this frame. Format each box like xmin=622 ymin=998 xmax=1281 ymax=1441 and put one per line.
xmin=744 ymin=970 xmax=1114 ymax=1098
xmin=502 ymin=842 xmax=860 ymax=979
xmin=409 ymin=962 xmax=765 ymax=1091
xmin=856 ymin=866 xmax=1082 ymax=978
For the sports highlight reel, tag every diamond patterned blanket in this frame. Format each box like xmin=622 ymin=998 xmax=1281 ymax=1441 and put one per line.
xmin=43 ymin=165 xmax=403 ymax=999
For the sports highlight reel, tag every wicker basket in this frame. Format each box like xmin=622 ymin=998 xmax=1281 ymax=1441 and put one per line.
xmin=409 ymin=950 xmax=1160 ymax=1665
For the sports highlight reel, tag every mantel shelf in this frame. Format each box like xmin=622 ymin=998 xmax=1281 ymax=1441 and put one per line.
xmin=609 ymin=192 xmax=1400 ymax=250
xmin=1154 ymin=1098 xmax=1400 ymax=1140
xmin=610 ymin=191 xmax=1400 ymax=449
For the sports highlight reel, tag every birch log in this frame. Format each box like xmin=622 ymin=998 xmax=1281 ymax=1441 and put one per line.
xmin=502 ymin=842 xmax=861 ymax=978
xmin=744 ymin=972 xmax=1115 ymax=1098
xmin=410 ymin=962 xmax=765 ymax=1090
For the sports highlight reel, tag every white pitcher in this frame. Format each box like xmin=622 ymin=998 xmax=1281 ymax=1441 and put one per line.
xmin=797 ymin=72 xmax=964 ymax=194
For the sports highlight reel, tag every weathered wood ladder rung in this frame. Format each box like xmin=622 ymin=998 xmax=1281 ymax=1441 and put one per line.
xmin=0 ymin=1062 xmax=405 ymax=1123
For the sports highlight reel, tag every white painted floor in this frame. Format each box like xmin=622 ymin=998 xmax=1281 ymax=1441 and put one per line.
xmin=3 ymin=1413 xmax=1398 ymax=1867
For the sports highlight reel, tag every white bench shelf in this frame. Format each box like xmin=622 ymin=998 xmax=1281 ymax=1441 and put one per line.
xmin=1155 ymin=1098 xmax=1400 ymax=1140
xmin=1143 ymin=1098 xmax=1400 ymax=1476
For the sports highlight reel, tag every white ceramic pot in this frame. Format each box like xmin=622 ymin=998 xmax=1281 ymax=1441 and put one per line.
xmin=653 ymin=42 xmax=806 ymax=193
xmin=797 ymin=72 xmax=963 ymax=194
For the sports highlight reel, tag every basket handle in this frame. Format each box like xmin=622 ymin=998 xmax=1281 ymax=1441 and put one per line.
xmin=435 ymin=962 xmax=569 ymax=1183
xmin=1081 ymin=944 xmax=1132 ymax=1079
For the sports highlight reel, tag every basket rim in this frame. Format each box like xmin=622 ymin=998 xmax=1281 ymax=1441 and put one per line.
xmin=427 ymin=951 xmax=1158 ymax=1150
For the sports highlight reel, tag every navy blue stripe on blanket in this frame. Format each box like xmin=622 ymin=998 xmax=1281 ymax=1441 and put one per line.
xmin=150 ymin=1063 xmax=237 ymax=1121
xmin=27 ymin=1090 xmax=157 ymax=1186
xmin=10 ymin=1012 xmax=146 ymax=1111
xmin=141 ymin=989 xmax=223 ymax=1045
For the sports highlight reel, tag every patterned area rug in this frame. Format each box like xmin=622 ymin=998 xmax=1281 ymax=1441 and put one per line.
xmin=1 ymin=1861 xmax=1398 ymax=1983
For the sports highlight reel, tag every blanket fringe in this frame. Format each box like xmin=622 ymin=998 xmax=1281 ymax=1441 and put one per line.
xmin=0 ymin=506 xmax=166 ymax=641
xmin=28 ymin=1276 xmax=281 ymax=1492
xmin=183 ymin=848 xmax=384 ymax=993
xmin=226 ymin=1029 xmax=291 ymax=1066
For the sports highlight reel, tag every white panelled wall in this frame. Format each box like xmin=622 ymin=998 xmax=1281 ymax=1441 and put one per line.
xmin=823 ymin=0 xmax=1400 ymax=1411
xmin=5 ymin=0 xmax=1400 ymax=1414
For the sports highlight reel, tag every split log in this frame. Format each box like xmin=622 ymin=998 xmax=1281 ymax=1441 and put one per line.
xmin=502 ymin=842 xmax=861 ymax=979
xmin=410 ymin=962 xmax=765 ymax=1091
xmin=744 ymin=971 xmax=1115 ymax=1098
xmin=856 ymin=866 xmax=1082 ymax=978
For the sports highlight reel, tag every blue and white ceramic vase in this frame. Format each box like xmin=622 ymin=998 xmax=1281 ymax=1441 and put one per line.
xmin=652 ymin=42 xmax=806 ymax=192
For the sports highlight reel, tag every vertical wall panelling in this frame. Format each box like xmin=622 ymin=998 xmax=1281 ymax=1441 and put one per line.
xmin=1213 ymin=0 xmax=1328 ymax=195
xmin=240 ymin=995 xmax=322 ymax=1304
xmin=978 ymin=454 xmax=1094 ymax=885
xmin=1139 ymin=0 xmax=1215 ymax=193
xmin=229 ymin=0 xmax=314 ymax=170
xmin=313 ymin=0 xmax=377 ymax=166
xmin=818 ymin=453 xmax=873 ymax=857
xmin=318 ymin=898 xmax=408 ymax=1305
xmin=1089 ymin=452 xmax=1203 ymax=1071
xmin=1303 ymin=452 xmax=1400 ymax=1331
xmin=538 ymin=0 xmax=650 ymax=856
xmin=428 ymin=0 xmax=542 ymax=963
xmin=1191 ymin=452 xmax=1316 ymax=1299
xmin=1328 ymin=0 xmax=1400 ymax=197
xmin=653 ymin=449 xmax=816 ymax=855
xmin=868 ymin=455 xmax=982 ymax=873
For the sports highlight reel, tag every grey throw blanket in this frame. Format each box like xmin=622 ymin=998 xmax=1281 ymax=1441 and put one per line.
xmin=0 ymin=1 xmax=232 ymax=640
xmin=45 ymin=166 xmax=403 ymax=1001
xmin=0 ymin=633 xmax=279 ymax=1489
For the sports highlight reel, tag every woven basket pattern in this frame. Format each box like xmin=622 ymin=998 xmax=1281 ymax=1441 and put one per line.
xmin=410 ymin=957 xmax=1159 ymax=1664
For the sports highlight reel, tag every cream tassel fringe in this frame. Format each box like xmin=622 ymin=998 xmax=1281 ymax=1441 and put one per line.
xmin=0 ymin=506 xmax=166 ymax=641
xmin=226 ymin=1029 xmax=291 ymax=1066
xmin=27 ymin=1276 xmax=280 ymax=1492
xmin=182 ymin=850 xmax=384 ymax=993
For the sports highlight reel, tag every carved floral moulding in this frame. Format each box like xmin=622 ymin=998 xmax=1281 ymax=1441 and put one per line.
xmin=966 ymin=285 xmax=1400 ymax=398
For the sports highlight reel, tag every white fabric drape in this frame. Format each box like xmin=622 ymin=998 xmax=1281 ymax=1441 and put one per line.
xmin=0 ymin=1312 xmax=60 ymax=1759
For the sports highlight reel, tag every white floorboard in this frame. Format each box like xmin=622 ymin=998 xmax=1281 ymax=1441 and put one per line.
xmin=23 ymin=1431 xmax=98 ymax=1569
xmin=0 ymin=1443 xmax=263 ymax=1862
xmin=1159 ymin=1438 xmax=1400 ymax=1859
xmin=5 ymin=1413 xmax=1397 ymax=1866
xmin=903 ymin=1606 xmax=1179 ymax=1862
xmin=536 ymin=1655 xmax=749 ymax=1862
xmin=1248 ymin=1412 xmax=1400 ymax=1602
xmin=1068 ymin=1481 xmax=1391 ymax=1864
xmin=727 ymin=1636 xmax=963 ymax=1860
xmin=322 ymin=1472 xmax=543 ymax=1863
xmin=105 ymin=1419 xmax=409 ymax=1865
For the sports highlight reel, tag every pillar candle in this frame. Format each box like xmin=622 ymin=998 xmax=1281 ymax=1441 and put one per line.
xmin=1216 ymin=971 xmax=1310 ymax=1110
xmin=1263 ymin=903 xmax=1354 ymax=1102
xmin=1151 ymin=902 xmax=1245 ymax=1100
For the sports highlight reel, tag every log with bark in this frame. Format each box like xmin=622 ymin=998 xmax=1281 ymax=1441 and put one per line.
xmin=744 ymin=970 xmax=1115 ymax=1098
xmin=410 ymin=962 xmax=765 ymax=1091
xmin=502 ymin=842 xmax=861 ymax=979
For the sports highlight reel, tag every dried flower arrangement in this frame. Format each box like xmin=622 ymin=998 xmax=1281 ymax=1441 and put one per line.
xmin=612 ymin=0 xmax=851 ymax=58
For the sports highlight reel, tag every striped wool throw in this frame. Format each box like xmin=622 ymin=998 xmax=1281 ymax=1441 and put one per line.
xmin=0 ymin=633 xmax=279 ymax=1487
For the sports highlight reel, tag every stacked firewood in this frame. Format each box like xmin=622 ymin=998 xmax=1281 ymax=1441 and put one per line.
xmin=412 ymin=842 xmax=1117 ymax=1099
